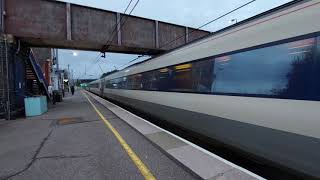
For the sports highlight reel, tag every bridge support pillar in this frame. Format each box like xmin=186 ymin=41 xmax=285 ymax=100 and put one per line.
xmin=0 ymin=34 xmax=16 ymax=119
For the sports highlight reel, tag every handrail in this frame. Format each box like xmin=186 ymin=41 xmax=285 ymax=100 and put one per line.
xmin=28 ymin=50 xmax=49 ymax=97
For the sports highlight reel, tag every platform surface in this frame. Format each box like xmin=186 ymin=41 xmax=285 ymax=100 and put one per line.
xmin=0 ymin=91 xmax=198 ymax=180
xmin=0 ymin=90 xmax=263 ymax=180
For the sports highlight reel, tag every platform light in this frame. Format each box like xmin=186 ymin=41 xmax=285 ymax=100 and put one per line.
xmin=289 ymin=50 xmax=311 ymax=55
xmin=159 ymin=68 xmax=169 ymax=73
xmin=174 ymin=63 xmax=192 ymax=70
xmin=288 ymin=38 xmax=315 ymax=49
xmin=72 ymin=51 xmax=78 ymax=56
xmin=288 ymin=44 xmax=313 ymax=50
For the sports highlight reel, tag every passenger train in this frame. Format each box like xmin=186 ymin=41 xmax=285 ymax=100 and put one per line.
xmin=88 ymin=0 xmax=320 ymax=178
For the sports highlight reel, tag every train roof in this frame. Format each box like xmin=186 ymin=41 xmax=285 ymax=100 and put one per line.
xmin=88 ymin=79 xmax=100 ymax=84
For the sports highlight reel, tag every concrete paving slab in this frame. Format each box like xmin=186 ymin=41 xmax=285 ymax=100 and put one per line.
xmin=12 ymin=156 xmax=102 ymax=180
xmin=208 ymin=168 xmax=259 ymax=180
xmin=111 ymin=107 xmax=162 ymax=135
xmin=146 ymin=131 xmax=187 ymax=151
xmin=0 ymin=119 xmax=52 ymax=179
xmin=167 ymin=145 xmax=233 ymax=179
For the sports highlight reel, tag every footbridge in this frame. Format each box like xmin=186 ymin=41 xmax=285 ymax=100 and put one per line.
xmin=0 ymin=0 xmax=210 ymax=55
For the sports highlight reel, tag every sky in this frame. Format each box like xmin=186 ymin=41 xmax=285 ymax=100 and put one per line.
xmin=57 ymin=0 xmax=292 ymax=79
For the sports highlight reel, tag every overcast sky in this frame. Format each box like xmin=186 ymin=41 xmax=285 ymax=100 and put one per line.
xmin=57 ymin=0 xmax=292 ymax=79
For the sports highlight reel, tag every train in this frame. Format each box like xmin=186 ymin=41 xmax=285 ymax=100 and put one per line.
xmin=88 ymin=0 xmax=320 ymax=178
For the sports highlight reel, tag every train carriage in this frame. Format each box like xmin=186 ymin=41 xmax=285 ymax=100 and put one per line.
xmin=89 ymin=0 xmax=320 ymax=178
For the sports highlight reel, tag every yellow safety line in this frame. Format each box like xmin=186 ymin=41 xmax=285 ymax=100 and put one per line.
xmin=81 ymin=91 xmax=156 ymax=180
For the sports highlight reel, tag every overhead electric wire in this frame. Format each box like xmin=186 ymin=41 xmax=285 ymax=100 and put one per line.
xmin=78 ymin=0 xmax=140 ymax=79
xmin=95 ymin=0 xmax=136 ymax=64
xmin=91 ymin=0 xmax=140 ymax=72
xmin=123 ymin=0 xmax=134 ymax=14
xmin=101 ymin=0 xmax=135 ymax=53
xmin=159 ymin=0 xmax=257 ymax=49
xmin=116 ymin=55 xmax=147 ymax=70
xmin=99 ymin=0 xmax=140 ymax=57
xmin=93 ymin=0 xmax=140 ymax=73
xmin=76 ymin=53 xmax=102 ymax=80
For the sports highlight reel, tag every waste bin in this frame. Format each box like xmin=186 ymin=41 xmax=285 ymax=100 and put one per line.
xmin=53 ymin=90 xmax=63 ymax=102
xmin=24 ymin=96 xmax=48 ymax=117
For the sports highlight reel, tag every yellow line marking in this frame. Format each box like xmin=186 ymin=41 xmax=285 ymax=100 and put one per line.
xmin=81 ymin=91 xmax=156 ymax=180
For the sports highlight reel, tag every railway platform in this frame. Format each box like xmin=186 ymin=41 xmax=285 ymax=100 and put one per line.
xmin=0 ymin=90 xmax=262 ymax=180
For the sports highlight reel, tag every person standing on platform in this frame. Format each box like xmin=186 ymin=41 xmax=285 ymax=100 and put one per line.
xmin=71 ymin=85 xmax=75 ymax=95
xmin=48 ymin=85 xmax=56 ymax=105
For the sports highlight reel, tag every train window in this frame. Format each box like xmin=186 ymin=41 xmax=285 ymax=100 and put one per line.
xmin=120 ymin=77 xmax=127 ymax=89
xmin=126 ymin=76 xmax=134 ymax=89
xmin=212 ymin=48 xmax=286 ymax=95
xmin=131 ymin=74 xmax=143 ymax=89
xmin=110 ymin=79 xmax=117 ymax=89
xmin=212 ymin=36 xmax=320 ymax=100
xmin=106 ymin=79 xmax=110 ymax=88
xmin=142 ymin=71 xmax=156 ymax=90
xmin=170 ymin=63 xmax=193 ymax=92
xmin=115 ymin=78 xmax=123 ymax=89
xmin=90 ymin=83 xmax=99 ymax=88
xmin=154 ymin=68 xmax=171 ymax=91
xmin=280 ymin=37 xmax=320 ymax=100
xmin=192 ymin=59 xmax=214 ymax=93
